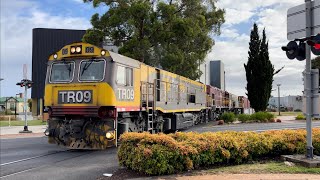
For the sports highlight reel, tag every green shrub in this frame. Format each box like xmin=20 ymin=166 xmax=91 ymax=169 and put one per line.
xmin=237 ymin=114 xmax=251 ymax=123
xmin=296 ymin=114 xmax=306 ymax=120
xmin=250 ymin=112 xmax=274 ymax=122
xmin=118 ymin=129 xmax=320 ymax=175
xmin=220 ymin=112 xmax=236 ymax=123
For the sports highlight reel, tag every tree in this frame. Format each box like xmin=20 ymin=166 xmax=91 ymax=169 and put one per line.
xmin=312 ymin=56 xmax=320 ymax=69
xmin=28 ymin=99 xmax=32 ymax=112
xmin=82 ymin=0 xmax=225 ymax=80
xmin=244 ymin=24 xmax=282 ymax=112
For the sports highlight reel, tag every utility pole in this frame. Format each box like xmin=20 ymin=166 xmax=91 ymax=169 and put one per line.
xmin=277 ymin=84 xmax=281 ymax=116
xmin=204 ymin=63 xmax=207 ymax=85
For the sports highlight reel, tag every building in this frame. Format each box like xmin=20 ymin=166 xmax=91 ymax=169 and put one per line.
xmin=31 ymin=28 xmax=86 ymax=116
xmin=209 ymin=61 xmax=225 ymax=90
xmin=268 ymin=95 xmax=303 ymax=111
xmin=0 ymin=97 xmax=27 ymax=114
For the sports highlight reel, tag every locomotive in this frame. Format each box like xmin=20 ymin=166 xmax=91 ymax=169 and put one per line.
xmin=44 ymin=42 xmax=250 ymax=149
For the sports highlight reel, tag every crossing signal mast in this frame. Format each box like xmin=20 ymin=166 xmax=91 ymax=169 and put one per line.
xmin=16 ymin=65 xmax=33 ymax=133
xmin=282 ymin=0 xmax=320 ymax=160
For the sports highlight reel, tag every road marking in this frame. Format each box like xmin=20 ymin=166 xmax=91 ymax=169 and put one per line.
xmin=0 ymin=151 xmax=94 ymax=178
xmin=0 ymin=150 xmax=67 ymax=166
xmin=0 ymin=167 xmax=36 ymax=179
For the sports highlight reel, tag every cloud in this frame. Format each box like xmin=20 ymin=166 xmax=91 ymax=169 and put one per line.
xmin=1 ymin=0 xmax=91 ymax=97
xmin=201 ymin=0 xmax=307 ymax=97
xmin=1 ymin=0 xmax=311 ymax=100
xmin=224 ymin=8 xmax=254 ymax=25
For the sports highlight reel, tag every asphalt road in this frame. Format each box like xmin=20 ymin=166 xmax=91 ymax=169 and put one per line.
xmin=1 ymin=121 xmax=320 ymax=180
xmin=0 ymin=137 xmax=118 ymax=180
xmin=184 ymin=120 xmax=320 ymax=133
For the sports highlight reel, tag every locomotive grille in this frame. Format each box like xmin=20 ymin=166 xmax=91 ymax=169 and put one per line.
xmin=51 ymin=106 xmax=99 ymax=116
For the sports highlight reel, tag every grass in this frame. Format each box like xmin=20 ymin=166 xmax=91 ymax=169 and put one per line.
xmin=0 ymin=120 xmax=46 ymax=127
xmin=270 ymin=112 xmax=301 ymax=116
xmin=204 ymin=161 xmax=320 ymax=174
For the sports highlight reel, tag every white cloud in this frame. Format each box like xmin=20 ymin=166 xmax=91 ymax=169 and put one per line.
xmin=224 ymin=8 xmax=254 ymax=25
xmin=0 ymin=0 xmax=313 ymax=100
xmin=1 ymin=0 xmax=91 ymax=97
xmin=201 ymin=0 xmax=308 ymax=97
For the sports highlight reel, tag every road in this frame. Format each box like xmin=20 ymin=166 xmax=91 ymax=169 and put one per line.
xmin=185 ymin=120 xmax=320 ymax=133
xmin=1 ymin=121 xmax=320 ymax=180
xmin=0 ymin=137 xmax=118 ymax=180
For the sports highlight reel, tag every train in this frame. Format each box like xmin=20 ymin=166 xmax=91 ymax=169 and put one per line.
xmin=44 ymin=42 xmax=251 ymax=149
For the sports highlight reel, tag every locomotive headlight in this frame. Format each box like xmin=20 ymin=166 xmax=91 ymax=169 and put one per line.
xmin=105 ymin=131 xmax=115 ymax=140
xmin=101 ymin=50 xmax=106 ymax=56
xmin=53 ymin=53 xmax=58 ymax=59
xmin=76 ymin=46 xmax=81 ymax=53
xmin=71 ymin=47 xmax=76 ymax=53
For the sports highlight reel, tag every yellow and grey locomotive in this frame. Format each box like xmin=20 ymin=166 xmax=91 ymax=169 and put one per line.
xmin=45 ymin=42 xmax=208 ymax=149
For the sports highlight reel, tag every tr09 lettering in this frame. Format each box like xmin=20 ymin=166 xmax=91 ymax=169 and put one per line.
xmin=58 ymin=90 xmax=92 ymax=104
xmin=117 ymin=88 xmax=134 ymax=100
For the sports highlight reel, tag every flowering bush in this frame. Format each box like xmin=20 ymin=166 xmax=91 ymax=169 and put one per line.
xmin=118 ymin=129 xmax=320 ymax=175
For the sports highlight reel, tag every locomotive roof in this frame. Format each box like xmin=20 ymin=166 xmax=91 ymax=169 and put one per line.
xmin=108 ymin=51 xmax=140 ymax=68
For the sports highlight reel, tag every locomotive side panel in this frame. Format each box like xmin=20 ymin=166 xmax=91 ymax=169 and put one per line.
xmin=155 ymin=70 xmax=206 ymax=113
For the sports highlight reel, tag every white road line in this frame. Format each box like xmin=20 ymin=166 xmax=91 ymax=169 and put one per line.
xmin=0 ymin=167 xmax=36 ymax=179
xmin=0 ymin=151 xmax=67 ymax=166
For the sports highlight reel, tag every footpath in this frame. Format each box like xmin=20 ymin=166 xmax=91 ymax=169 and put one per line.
xmin=156 ymin=173 xmax=320 ymax=180
xmin=0 ymin=125 xmax=46 ymax=139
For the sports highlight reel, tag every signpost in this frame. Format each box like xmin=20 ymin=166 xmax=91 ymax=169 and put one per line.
xmin=287 ymin=0 xmax=320 ymax=40
xmin=285 ymin=0 xmax=320 ymax=159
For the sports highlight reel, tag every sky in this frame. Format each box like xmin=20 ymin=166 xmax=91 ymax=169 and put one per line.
xmin=0 ymin=0 xmax=313 ymax=98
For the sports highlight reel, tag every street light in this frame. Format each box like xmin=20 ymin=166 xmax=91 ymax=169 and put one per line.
xmin=277 ymin=84 xmax=281 ymax=116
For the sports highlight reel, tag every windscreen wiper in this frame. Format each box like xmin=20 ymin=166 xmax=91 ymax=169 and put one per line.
xmin=62 ymin=59 xmax=72 ymax=76
xmin=81 ymin=59 xmax=96 ymax=75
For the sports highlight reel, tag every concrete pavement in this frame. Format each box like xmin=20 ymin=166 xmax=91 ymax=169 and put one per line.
xmin=0 ymin=125 xmax=47 ymax=138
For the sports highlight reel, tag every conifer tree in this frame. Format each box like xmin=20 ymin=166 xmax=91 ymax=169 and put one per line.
xmin=244 ymin=24 xmax=281 ymax=112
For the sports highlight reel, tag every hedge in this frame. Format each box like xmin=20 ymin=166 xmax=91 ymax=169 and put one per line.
xmin=220 ymin=112 xmax=236 ymax=123
xmin=118 ymin=129 xmax=320 ymax=175
xmin=237 ymin=112 xmax=275 ymax=123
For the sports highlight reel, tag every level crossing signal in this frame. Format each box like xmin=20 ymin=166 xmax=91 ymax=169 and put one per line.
xmin=16 ymin=79 xmax=33 ymax=88
xmin=281 ymin=41 xmax=306 ymax=60
xmin=307 ymin=34 xmax=320 ymax=55
xmin=282 ymin=34 xmax=320 ymax=60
